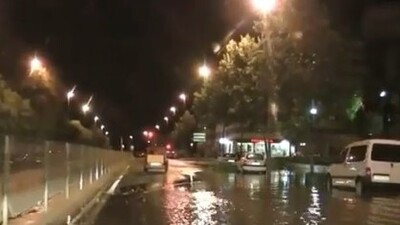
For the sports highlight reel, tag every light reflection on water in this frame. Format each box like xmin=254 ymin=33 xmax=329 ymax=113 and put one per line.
xmin=161 ymin=171 xmax=400 ymax=225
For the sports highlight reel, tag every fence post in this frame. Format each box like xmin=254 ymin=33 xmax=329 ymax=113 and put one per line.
xmin=79 ymin=145 xmax=84 ymax=190
xmin=65 ymin=143 xmax=70 ymax=199
xmin=89 ymin=147 xmax=93 ymax=184
xmin=95 ymin=148 xmax=99 ymax=181
xmin=2 ymin=135 xmax=10 ymax=225
xmin=44 ymin=141 xmax=50 ymax=212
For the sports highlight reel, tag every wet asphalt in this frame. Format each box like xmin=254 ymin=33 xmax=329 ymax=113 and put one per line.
xmin=77 ymin=159 xmax=400 ymax=225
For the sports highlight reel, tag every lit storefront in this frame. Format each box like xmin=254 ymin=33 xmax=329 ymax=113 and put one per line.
xmin=219 ymin=137 xmax=295 ymax=157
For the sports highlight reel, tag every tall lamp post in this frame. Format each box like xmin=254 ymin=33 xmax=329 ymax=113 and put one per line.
xmin=252 ymin=0 xmax=279 ymax=136
xmin=179 ymin=93 xmax=187 ymax=107
xmin=198 ymin=64 xmax=211 ymax=79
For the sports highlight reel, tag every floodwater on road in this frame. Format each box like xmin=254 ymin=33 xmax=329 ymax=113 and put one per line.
xmin=85 ymin=166 xmax=400 ymax=225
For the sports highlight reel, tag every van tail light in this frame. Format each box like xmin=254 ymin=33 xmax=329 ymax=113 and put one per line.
xmin=365 ymin=167 xmax=372 ymax=179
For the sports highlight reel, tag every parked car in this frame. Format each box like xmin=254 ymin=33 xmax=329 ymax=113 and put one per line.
xmin=133 ymin=150 xmax=145 ymax=158
xmin=218 ymin=153 xmax=237 ymax=163
xmin=238 ymin=153 xmax=267 ymax=173
xmin=326 ymin=139 xmax=400 ymax=196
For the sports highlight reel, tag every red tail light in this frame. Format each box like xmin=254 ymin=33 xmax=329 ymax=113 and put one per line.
xmin=365 ymin=167 xmax=371 ymax=178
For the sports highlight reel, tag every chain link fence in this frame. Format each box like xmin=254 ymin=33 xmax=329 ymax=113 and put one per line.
xmin=0 ymin=135 xmax=131 ymax=224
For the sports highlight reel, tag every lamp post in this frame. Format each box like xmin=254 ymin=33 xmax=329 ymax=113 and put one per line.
xmin=170 ymin=106 xmax=177 ymax=116
xmin=252 ymin=0 xmax=279 ymax=137
xmin=198 ymin=64 xmax=211 ymax=79
xmin=179 ymin=93 xmax=187 ymax=106
xmin=29 ymin=56 xmax=44 ymax=75
xmin=164 ymin=116 xmax=169 ymax=124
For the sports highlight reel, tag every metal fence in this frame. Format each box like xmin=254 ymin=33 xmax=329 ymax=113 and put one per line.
xmin=0 ymin=135 xmax=131 ymax=224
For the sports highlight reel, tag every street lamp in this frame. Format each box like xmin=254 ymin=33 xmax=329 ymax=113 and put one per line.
xmin=253 ymin=0 xmax=279 ymax=138
xmin=179 ymin=93 xmax=187 ymax=105
xmin=30 ymin=56 xmax=43 ymax=75
xmin=81 ymin=104 xmax=90 ymax=114
xmin=81 ymin=96 xmax=93 ymax=114
xmin=143 ymin=131 xmax=148 ymax=136
xmin=155 ymin=124 xmax=160 ymax=130
xmin=66 ymin=86 xmax=76 ymax=103
xmin=252 ymin=0 xmax=277 ymax=14
xmin=380 ymin=90 xmax=387 ymax=98
xmin=129 ymin=135 xmax=133 ymax=140
xmin=170 ymin=106 xmax=176 ymax=115
xmin=164 ymin=116 xmax=169 ymax=124
xmin=310 ymin=107 xmax=318 ymax=116
xmin=105 ymin=131 xmax=109 ymax=136
xmin=100 ymin=125 xmax=105 ymax=130
xmin=198 ymin=64 xmax=211 ymax=79
xmin=94 ymin=116 xmax=99 ymax=123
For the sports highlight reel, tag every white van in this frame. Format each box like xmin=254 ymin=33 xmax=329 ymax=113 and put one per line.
xmin=327 ymin=139 xmax=400 ymax=196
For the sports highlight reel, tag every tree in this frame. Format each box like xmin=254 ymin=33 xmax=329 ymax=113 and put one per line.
xmin=193 ymin=35 xmax=267 ymax=131
xmin=193 ymin=0 xmax=368 ymax=143
xmin=0 ymin=75 xmax=36 ymax=135
xmin=170 ymin=111 xmax=196 ymax=150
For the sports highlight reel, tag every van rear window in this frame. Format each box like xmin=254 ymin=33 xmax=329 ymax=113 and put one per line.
xmin=371 ymin=144 xmax=400 ymax=162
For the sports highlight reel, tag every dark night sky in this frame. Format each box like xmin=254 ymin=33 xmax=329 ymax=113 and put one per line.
xmin=0 ymin=0 xmax=254 ymax=140
xmin=0 ymin=0 xmax=369 ymax=146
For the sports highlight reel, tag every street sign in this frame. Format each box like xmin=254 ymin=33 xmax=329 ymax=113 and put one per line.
xmin=193 ymin=132 xmax=206 ymax=142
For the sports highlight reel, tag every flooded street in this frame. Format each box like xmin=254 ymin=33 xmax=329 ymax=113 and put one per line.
xmin=83 ymin=160 xmax=400 ymax=225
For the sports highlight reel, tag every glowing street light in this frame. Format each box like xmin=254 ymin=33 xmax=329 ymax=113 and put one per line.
xmin=105 ymin=131 xmax=109 ymax=136
xmin=100 ymin=125 xmax=105 ymax=130
xmin=143 ymin=131 xmax=148 ymax=136
xmin=30 ymin=56 xmax=44 ymax=75
xmin=179 ymin=93 xmax=187 ymax=105
xmin=66 ymin=86 xmax=76 ymax=102
xmin=252 ymin=0 xmax=277 ymax=14
xmin=81 ymin=104 xmax=90 ymax=114
xmin=380 ymin=90 xmax=387 ymax=98
xmin=310 ymin=107 xmax=318 ymax=115
xmin=170 ymin=106 xmax=177 ymax=115
xmin=129 ymin=135 xmax=133 ymax=140
xmin=164 ymin=116 xmax=169 ymax=123
xmin=198 ymin=64 xmax=211 ymax=79
xmin=94 ymin=116 xmax=99 ymax=122
xmin=81 ymin=96 xmax=93 ymax=114
xmin=155 ymin=124 xmax=160 ymax=130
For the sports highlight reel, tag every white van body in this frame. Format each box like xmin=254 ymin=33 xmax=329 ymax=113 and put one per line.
xmin=327 ymin=139 xmax=400 ymax=194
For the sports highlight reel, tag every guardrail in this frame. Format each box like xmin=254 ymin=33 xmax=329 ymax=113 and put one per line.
xmin=0 ymin=135 xmax=131 ymax=225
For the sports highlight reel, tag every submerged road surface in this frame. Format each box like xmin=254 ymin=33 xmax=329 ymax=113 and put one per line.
xmin=78 ymin=159 xmax=400 ymax=225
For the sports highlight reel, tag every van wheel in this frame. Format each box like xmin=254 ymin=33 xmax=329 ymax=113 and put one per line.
xmin=326 ymin=175 xmax=333 ymax=193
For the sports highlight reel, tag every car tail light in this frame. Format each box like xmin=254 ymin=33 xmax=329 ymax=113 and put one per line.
xmin=365 ymin=167 xmax=371 ymax=178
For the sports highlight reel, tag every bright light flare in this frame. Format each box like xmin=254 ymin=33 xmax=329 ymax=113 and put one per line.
xmin=252 ymin=0 xmax=277 ymax=14
xmin=30 ymin=57 xmax=43 ymax=74
xmin=310 ymin=107 xmax=318 ymax=115
xmin=94 ymin=116 xmax=99 ymax=122
xmin=67 ymin=86 xmax=76 ymax=100
xmin=380 ymin=90 xmax=387 ymax=98
xmin=101 ymin=125 xmax=105 ymax=130
xmin=198 ymin=64 xmax=211 ymax=78
xmin=81 ymin=104 xmax=90 ymax=113
xmin=155 ymin=124 xmax=160 ymax=130
xmin=170 ymin=106 xmax=176 ymax=114
xmin=164 ymin=117 xmax=169 ymax=123
xmin=179 ymin=93 xmax=187 ymax=102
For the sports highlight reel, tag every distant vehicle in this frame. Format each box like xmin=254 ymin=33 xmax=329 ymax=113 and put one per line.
xmin=133 ymin=150 xmax=145 ymax=158
xmin=238 ymin=153 xmax=267 ymax=173
xmin=144 ymin=146 xmax=168 ymax=173
xmin=327 ymin=139 xmax=400 ymax=196
xmin=165 ymin=144 xmax=178 ymax=158
xmin=218 ymin=153 xmax=236 ymax=163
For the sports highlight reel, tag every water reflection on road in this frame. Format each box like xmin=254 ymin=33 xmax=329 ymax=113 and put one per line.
xmin=94 ymin=170 xmax=400 ymax=225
